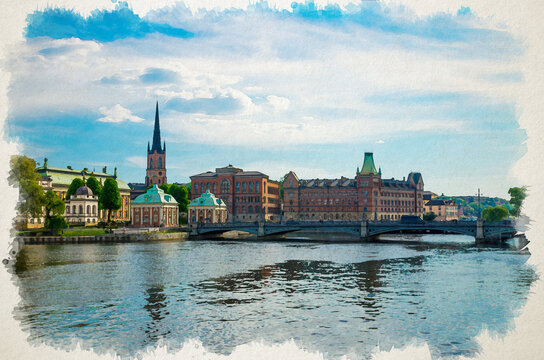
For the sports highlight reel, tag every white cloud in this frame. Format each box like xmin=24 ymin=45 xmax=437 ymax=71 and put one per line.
xmin=266 ymin=95 xmax=290 ymax=112
xmin=376 ymin=140 xmax=385 ymax=144
xmin=126 ymin=156 xmax=147 ymax=168
xmin=97 ymin=104 xmax=145 ymax=123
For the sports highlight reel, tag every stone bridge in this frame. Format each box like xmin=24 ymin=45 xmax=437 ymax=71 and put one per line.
xmin=191 ymin=220 xmax=518 ymax=242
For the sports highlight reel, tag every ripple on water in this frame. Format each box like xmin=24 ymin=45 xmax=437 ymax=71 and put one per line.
xmin=12 ymin=238 xmax=537 ymax=359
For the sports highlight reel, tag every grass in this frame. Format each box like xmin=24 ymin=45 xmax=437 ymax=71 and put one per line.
xmin=62 ymin=228 xmax=108 ymax=237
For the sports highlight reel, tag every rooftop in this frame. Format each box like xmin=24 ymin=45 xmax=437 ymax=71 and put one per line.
xmin=132 ymin=184 xmax=178 ymax=205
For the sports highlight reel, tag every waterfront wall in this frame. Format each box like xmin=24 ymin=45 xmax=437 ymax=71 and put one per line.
xmin=16 ymin=231 xmax=189 ymax=246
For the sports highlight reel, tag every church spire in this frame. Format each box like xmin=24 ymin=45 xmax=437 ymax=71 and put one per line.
xmin=151 ymin=101 xmax=163 ymax=153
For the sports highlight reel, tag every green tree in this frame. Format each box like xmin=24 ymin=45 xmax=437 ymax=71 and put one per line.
xmin=100 ymin=178 xmax=121 ymax=223
xmin=66 ymin=178 xmax=84 ymax=200
xmin=423 ymin=212 xmax=437 ymax=221
xmin=169 ymin=184 xmax=189 ymax=213
xmin=45 ymin=216 xmax=68 ymax=234
xmin=508 ymin=186 xmax=527 ymax=217
xmin=482 ymin=206 xmax=509 ymax=222
xmin=159 ymin=184 xmax=170 ymax=193
xmin=86 ymin=176 xmax=102 ymax=199
xmin=8 ymin=155 xmax=45 ymax=218
xmin=44 ymin=190 xmax=65 ymax=223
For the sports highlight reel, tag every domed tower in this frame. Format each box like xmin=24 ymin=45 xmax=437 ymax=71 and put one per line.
xmin=145 ymin=102 xmax=167 ymax=186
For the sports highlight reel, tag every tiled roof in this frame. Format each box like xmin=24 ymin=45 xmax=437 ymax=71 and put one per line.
xmin=37 ymin=166 xmax=130 ymax=191
xmin=132 ymin=185 xmax=178 ymax=205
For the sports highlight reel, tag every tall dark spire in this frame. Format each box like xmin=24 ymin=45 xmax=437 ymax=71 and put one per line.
xmin=150 ymin=101 xmax=164 ymax=153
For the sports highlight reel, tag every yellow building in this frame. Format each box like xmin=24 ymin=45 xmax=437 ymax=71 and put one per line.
xmin=424 ymin=199 xmax=459 ymax=221
xmin=35 ymin=160 xmax=131 ymax=223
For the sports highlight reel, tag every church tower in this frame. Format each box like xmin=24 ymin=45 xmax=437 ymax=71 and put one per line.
xmin=145 ymin=102 xmax=167 ymax=186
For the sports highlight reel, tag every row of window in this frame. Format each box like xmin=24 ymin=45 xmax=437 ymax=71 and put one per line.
xmin=66 ymin=204 xmax=97 ymax=215
xmin=149 ymin=157 xmax=163 ymax=169
xmin=194 ymin=180 xmax=265 ymax=194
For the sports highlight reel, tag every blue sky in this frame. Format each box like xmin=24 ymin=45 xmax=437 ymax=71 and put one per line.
xmin=4 ymin=1 xmax=526 ymax=197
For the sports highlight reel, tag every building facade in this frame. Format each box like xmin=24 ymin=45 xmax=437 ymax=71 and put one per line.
xmin=424 ymin=199 xmax=460 ymax=221
xmin=190 ymin=165 xmax=281 ymax=222
xmin=188 ymin=190 xmax=228 ymax=224
xmin=64 ymin=184 xmax=99 ymax=226
xmin=35 ymin=160 xmax=131 ymax=223
xmin=283 ymin=152 xmax=425 ymax=221
xmin=146 ymin=102 xmax=167 ymax=187
xmin=131 ymin=185 xmax=179 ymax=227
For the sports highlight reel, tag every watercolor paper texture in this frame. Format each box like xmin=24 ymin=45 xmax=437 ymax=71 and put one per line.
xmin=1 ymin=1 xmax=543 ymax=359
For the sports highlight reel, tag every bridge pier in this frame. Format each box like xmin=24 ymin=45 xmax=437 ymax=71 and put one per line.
xmin=258 ymin=221 xmax=265 ymax=237
xmin=190 ymin=223 xmax=199 ymax=236
xmin=475 ymin=220 xmax=485 ymax=243
xmin=360 ymin=220 xmax=369 ymax=240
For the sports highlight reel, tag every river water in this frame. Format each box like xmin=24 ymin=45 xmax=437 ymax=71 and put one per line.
xmin=11 ymin=235 xmax=536 ymax=359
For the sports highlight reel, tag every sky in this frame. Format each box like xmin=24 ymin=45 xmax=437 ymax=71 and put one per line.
xmin=2 ymin=0 xmax=528 ymax=198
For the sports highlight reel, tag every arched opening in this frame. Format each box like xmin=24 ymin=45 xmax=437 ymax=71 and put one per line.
xmin=87 ymin=205 xmax=90 ymax=214
xmin=79 ymin=205 xmax=83 ymax=214
xmin=72 ymin=205 xmax=76 ymax=214
xmin=221 ymin=180 xmax=230 ymax=193
xmin=149 ymin=158 xmax=153 ymax=169
xmin=158 ymin=157 xmax=162 ymax=169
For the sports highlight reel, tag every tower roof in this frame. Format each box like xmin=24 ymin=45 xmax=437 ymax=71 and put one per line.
xmin=361 ymin=152 xmax=378 ymax=175
xmin=150 ymin=101 xmax=164 ymax=153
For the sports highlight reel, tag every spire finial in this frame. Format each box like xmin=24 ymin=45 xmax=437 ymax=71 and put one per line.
xmin=151 ymin=101 xmax=162 ymax=153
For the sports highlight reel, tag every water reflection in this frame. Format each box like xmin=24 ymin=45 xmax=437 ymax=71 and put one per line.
xmin=143 ymin=286 xmax=170 ymax=344
xmin=11 ymin=238 xmax=537 ymax=359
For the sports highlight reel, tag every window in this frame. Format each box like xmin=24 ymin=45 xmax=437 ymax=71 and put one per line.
xmin=193 ymin=183 xmax=198 ymax=193
xmin=221 ymin=179 xmax=231 ymax=193
xmin=206 ymin=183 xmax=210 ymax=191
xmin=67 ymin=207 xmax=70 ymax=214
xmin=213 ymin=183 xmax=217 ymax=193
xmin=73 ymin=205 xmax=76 ymax=214
xmin=242 ymin=182 xmax=247 ymax=193
xmin=249 ymin=182 xmax=253 ymax=193
xmin=248 ymin=206 xmax=253 ymax=213
xmin=289 ymin=180 xmax=293 ymax=187
xmin=149 ymin=158 xmax=153 ymax=169
xmin=79 ymin=205 xmax=83 ymax=214
xmin=256 ymin=182 xmax=260 ymax=192
xmin=200 ymin=183 xmax=204 ymax=193
xmin=158 ymin=157 xmax=162 ymax=168
xmin=236 ymin=182 xmax=240 ymax=193
xmin=87 ymin=205 xmax=90 ymax=213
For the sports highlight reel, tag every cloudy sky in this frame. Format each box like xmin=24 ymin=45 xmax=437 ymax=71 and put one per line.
xmin=3 ymin=1 xmax=527 ymax=197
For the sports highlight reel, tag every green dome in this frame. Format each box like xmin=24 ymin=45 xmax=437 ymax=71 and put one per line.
xmin=132 ymin=184 xmax=178 ymax=205
xmin=189 ymin=190 xmax=227 ymax=207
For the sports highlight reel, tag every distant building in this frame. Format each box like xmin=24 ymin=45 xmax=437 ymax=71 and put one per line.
xmin=283 ymin=152 xmax=424 ymax=221
xmin=188 ymin=190 xmax=228 ymax=224
xmin=131 ymin=185 xmax=178 ymax=227
xmin=424 ymin=199 xmax=459 ymax=221
xmin=190 ymin=165 xmax=281 ymax=222
xmin=35 ymin=160 xmax=131 ymax=223
xmin=64 ymin=183 xmax=99 ymax=226
xmin=130 ymin=102 xmax=168 ymax=200
xmin=422 ymin=191 xmax=438 ymax=202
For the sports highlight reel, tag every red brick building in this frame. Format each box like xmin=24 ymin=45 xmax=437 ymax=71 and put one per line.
xmin=190 ymin=165 xmax=281 ymax=222
xmin=283 ymin=152 xmax=424 ymax=221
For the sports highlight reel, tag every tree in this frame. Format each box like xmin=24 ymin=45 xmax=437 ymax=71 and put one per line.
xmin=508 ymin=186 xmax=527 ymax=217
xmin=168 ymin=184 xmax=189 ymax=213
xmin=86 ymin=176 xmax=102 ymax=199
xmin=45 ymin=216 xmax=68 ymax=234
xmin=100 ymin=178 xmax=121 ymax=223
xmin=482 ymin=206 xmax=509 ymax=222
xmin=159 ymin=183 xmax=170 ymax=193
xmin=66 ymin=178 xmax=84 ymax=200
xmin=44 ymin=190 xmax=65 ymax=223
xmin=423 ymin=212 xmax=437 ymax=221
xmin=8 ymin=155 xmax=45 ymax=218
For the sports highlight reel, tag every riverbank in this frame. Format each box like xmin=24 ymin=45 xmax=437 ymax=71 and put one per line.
xmin=15 ymin=230 xmax=189 ymax=245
